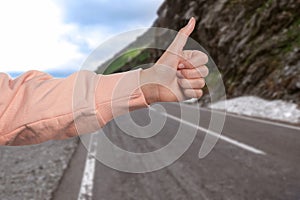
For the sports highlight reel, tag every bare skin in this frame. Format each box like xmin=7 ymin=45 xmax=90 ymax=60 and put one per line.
xmin=0 ymin=17 xmax=209 ymax=146
xmin=140 ymin=17 xmax=209 ymax=104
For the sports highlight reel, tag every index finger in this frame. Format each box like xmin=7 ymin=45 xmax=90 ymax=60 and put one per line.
xmin=179 ymin=51 xmax=209 ymax=69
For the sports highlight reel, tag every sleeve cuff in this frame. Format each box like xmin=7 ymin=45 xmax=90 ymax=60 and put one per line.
xmin=95 ymin=68 xmax=149 ymax=126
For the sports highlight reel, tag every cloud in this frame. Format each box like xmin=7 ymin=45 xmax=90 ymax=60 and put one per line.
xmin=0 ymin=0 xmax=85 ymax=72
xmin=0 ymin=0 xmax=164 ymax=75
xmin=56 ymin=0 xmax=163 ymax=31
xmin=55 ymin=0 xmax=165 ymax=63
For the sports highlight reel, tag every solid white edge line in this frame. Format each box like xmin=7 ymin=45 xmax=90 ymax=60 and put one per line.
xmin=171 ymin=102 xmax=300 ymax=131
xmin=150 ymin=107 xmax=266 ymax=155
xmin=200 ymin=107 xmax=300 ymax=131
xmin=77 ymin=133 xmax=98 ymax=200
xmin=77 ymin=104 xmax=268 ymax=199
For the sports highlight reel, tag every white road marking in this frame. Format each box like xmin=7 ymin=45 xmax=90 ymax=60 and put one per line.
xmin=77 ymin=133 xmax=98 ymax=200
xmin=77 ymin=104 xmax=269 ymax=199
xmin=172 ymin=102 xmax=300 ymax=131
xmin=151 ymin=107 xmax=266 ymax=155
xmin=201 ymin=107 xmax=300 ymax=131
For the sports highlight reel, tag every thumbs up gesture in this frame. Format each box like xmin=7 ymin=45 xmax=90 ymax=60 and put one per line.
xmin=140 ymin=17 xmax=209 ymax=104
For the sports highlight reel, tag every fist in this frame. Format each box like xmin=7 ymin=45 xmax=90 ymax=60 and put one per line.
xmin=140 ymin=17 xmax=209 ymax=104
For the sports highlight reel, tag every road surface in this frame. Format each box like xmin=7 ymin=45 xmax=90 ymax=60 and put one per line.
xmin=52 ymin=102 xmax=300 ymax=200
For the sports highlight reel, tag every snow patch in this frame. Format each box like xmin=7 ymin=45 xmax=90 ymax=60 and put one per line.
xmin=209 ymin=96 xmax=300 ymax=124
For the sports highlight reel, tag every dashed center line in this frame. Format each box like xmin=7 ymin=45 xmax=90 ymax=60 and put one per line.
xmin=77 ymin=107 xmax=266 ymax=199
xmin=151 ymin=107 xmax=266 ymax=155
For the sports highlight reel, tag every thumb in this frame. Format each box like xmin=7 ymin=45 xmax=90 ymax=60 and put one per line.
xmin=168 ymin=17 xmax=196 ymax=53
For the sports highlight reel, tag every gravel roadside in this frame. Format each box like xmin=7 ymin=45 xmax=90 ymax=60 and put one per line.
xmin=0 ymin=138 xmax=78 ymax=200
xmin=1 ymin=96 xmax=298 ymax=200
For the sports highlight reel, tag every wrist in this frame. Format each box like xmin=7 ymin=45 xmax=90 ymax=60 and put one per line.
xmin=140 ymin=68 xmax=160 ymax=104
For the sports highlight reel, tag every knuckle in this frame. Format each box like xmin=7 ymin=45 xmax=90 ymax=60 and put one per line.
xmin=182 ymin=79 xmax=188 ymax=87
xmin=199 ymin=66 xmax=209 ymax=77
xmin=179 ymin=79 xmax=186 ymax=88
xmin=181 ymin=70 xmax=190 ymax=78
xmin=198 ymin=89 xmax=203 ymax=97
xmin=180 ymin=79 xmax=189 ymax=88
xmin=184 ymin=89 xmax=190 ymax=97
xmin=199 ymin=78 xmax=205 ymax=88
xmin=181 ymin=70 xmax=186 ymax=77
xmin=187 ymin=90 xmax=195 ymax=97
xmin=187 ymin=70 xmax=194 ymax=78
xmin=179 ymin=28 xmax=185 ymax=33
xmin=203 ymin=66 xmax=209 ymax=77
xmin=177 ymin=78 xmax=182 ymax=86
xmin=194 ymin=51 xmax=208 ymax=64
xmin=201 ymin=53 xmax=209 ymax=64
xmin=193 ymin=50 xmax=203 ymax=57
xmin=184 ymin=60 xmax=194 ymax=68
xmin=194 ymin=69 xmax=202 ymax=78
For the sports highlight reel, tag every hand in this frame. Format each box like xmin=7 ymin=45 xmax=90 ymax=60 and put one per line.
xmin=140 ymin=17 xmax=209 ymax=104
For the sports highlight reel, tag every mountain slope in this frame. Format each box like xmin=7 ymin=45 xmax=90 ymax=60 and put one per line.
xmin=97 ymin=0 xmax=300 ymax=105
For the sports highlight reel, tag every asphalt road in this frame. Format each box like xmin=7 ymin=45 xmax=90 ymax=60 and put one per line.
xmin=53 ymin=102 xmax=300 ymax=200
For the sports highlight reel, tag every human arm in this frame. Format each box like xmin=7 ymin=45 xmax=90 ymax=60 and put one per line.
xmin=0 ymin=17 xmax=208 ymax=146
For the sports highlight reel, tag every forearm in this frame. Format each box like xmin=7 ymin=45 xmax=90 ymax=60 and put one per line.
xmin=0 ymin=17 xmax=207 ymax=146
xmin=0 ymin=69 xmax=149 ymax=146
xmin=94 ymin=68 xmax=149 ymax=126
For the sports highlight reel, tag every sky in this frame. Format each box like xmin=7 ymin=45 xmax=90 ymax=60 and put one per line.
xmin=0 ymin=0 xmax=164 ymax=77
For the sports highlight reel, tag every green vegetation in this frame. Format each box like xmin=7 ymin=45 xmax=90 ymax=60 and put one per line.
xmin=256 ymin=0 xmax=273 ymax=13
xmin=205 ymin=71 xmax=221 ymax=87
xmin=102 ymin=49 xmax=150 ymax=75
xmin=103 ymin=49 xmax=143 ymax=75
xmin=281 ymin=17 xmax=300 ymax=53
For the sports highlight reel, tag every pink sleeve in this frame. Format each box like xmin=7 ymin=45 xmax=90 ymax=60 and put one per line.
xmin=0 ymin=69 xmax=148 ymax=146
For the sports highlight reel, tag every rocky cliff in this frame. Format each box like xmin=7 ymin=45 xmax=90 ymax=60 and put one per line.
xmin=97 ymin=0 xmax=300 ymax=105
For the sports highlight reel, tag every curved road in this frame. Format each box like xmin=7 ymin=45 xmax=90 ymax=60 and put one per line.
xmin=53 ymin=102 xmax=300 ymax=200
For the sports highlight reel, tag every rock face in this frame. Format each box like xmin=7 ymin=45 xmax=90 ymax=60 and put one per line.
xmin=98 ymin=0 xmax=300 ymax=105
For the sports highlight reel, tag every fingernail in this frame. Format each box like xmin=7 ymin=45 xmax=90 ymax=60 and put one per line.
xmin=178 ymin=63 xmax=185 ymax=69
xmin=188 ymin=17 xmax=195 ymax=26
